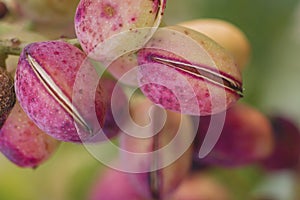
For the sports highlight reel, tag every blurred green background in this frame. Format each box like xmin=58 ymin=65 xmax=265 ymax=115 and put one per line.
xmin=1 ymin=0 xmax=300 ymax=199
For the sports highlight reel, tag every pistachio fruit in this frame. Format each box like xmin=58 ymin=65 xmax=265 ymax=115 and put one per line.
xmin=15 ymin=41 xmax=107 ymax=142
xmin=137 ymin=26 xmax=243 ymax=116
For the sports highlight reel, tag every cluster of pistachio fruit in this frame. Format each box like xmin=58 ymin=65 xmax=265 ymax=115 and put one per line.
xmin=0 ymin=0 xmax=300 ymax=199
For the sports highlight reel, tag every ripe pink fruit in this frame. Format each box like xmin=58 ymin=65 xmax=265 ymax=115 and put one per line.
xmin=75 ymin=0 xmax=166 ymax=56
xmin=194 ymin=103 xmax=273 ymax=167
xmin=89 ymin=168 xmax=145 ymax=200
xmin=137 ymin=26 xmax=243 ymax=116
xmin=261 ymin=116 xmax=300 ymax=170
xmin=0 ymin=102 xmax=60 ymax=168
xmin=100 ymin=76 xmax=127 ymax=138
xmin=0 ymin=1 xmax=8 ymax=19
xmin=15 ymin=41 xmax=107 ymax=142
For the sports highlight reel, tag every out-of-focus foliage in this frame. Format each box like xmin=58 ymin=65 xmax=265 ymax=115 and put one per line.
xmin=0 ymin=143 xmax=101 ymax=200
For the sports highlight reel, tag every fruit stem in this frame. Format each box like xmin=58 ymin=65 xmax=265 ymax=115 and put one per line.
xmin=62 ymin=38 xmax=82 ymax=50
xmin=0 ymin=39 xmax=24 ymax=56
xmin=0 ymin=52 xmax=7 ymax=69
xmin=150 ymin=106 xmax=162 ymax=200
xmin=0 ymin=38 xmax=81 ymax=70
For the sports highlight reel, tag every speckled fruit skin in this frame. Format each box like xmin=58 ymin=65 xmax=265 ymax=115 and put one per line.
xmin=89 ymin=168 xmax=145 ymax=200
xmin=100 ymin=76 xmax=127 ymax=139
xmin=179 ymin=19 xmax=251 ymax=70
xmin=194 ymin=103 xmax=273 ymax=167
xmin=137 ymin=26 xmax=242 ymax=116
xmin=261 ymin=116 xmax=300 ymax=170
xmin=120 ymin=97 xmax=193 ymax=199
xmin=74 ymin=0 xmax=166 ymax=55
xmin=15 ymin=41 xmax=107 ymax=142
xmin=0 ymin=102 xmax=60 ymax=168
xmin=0 ymin=68 xmax=16 ymax=128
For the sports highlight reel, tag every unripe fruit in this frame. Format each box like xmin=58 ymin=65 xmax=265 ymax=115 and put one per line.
xmin=261 ymin=116 xmax=300 ymax=170
xmin=194 ymin=103 xmax=273 ymax=167
xmin=168 ymin=172 xmax=231 ymax=200
xmin=179 ymin=19 xmax=251 ymax=70
xmin=15 ymin=41 xmax=107 ymax=142
xmin=120 ymin=96 xmax=193 ymax=199
xmin=0 ymin=102 xmax=60 ymax=168
xmin=0 ymin=67 xmax=15 ymax=128
xmin=137 ymin=26 xmax=243 ymax=116
xmin=74 ymin=0 xmax=166 ymax=57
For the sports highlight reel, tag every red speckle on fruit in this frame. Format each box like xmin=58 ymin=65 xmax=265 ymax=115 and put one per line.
xmin=101 ymin=3 xmax=116 ymax=19
xmin=15 ymin=41 xmax=107 ymax=143
xmin=111 ymin=24 xmax=119 ymax=31
xmin=136 ymin=26 xmax=242 ymax=116
xmin=75 ymin=0 xmax=166 ymax=56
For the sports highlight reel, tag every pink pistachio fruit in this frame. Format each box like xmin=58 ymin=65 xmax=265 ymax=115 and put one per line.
xmin=261 ymin=116 xmax=300 ymax=170
xmin=75 ymin=0 xmax=166 ymax=57
xmin=89 ymin=168 xmax=145 ymax=200
xmin=15 ymin=41 xmax=107 ymax=143
xmin=194 ymin=103 xmax=274 ymax=167
xmin=178 ymin=18 xmax=251 ymax=70
xmin=100 ymin=76 xmax=127 ymax=139
xmin=137 ymin=26 xmax=243 ymax=116
xmin=0 ymin=102 xmax=60 ymax=168
xmin=120 ymin=96 xmax=194 ymax=199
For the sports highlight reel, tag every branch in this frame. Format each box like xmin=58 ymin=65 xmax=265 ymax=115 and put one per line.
xmin=0 ymin=38 xmax=24 ymax=56
xmin=63 ymin=38 xmax=81 ymax=50
xmin=0 ymin=38 xmax=81 ymax=69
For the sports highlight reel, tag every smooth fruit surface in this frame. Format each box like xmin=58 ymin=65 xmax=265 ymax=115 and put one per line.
xmin=261 ymin=116 xmax=300 ymax=170
xmin=167 ymin=172 xmax=231 ymax=200
xmin=89 ymin=168 xmax=145 ymax=200
xmin=194 ymin=103 xmax=273 ymax=167
xmin=0 ymin=102 xmax=60 ymax=168
xmin=100 ymin=76 xmax=127 ymax=139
